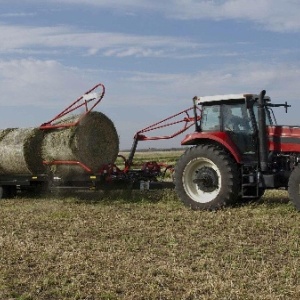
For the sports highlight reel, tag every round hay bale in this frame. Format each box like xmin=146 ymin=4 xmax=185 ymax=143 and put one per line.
xmin=0 ymin=128 xmax=45 ymax=175
xmin=0 ymin=128 xmax=16 ymax=141
xmin=42 ymin=111 xmax=119 ymax=177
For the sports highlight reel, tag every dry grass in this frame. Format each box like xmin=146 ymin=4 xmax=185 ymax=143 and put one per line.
xmin=1 ymin=151 xmax=300 ymax=299
xmin=0 ymin=189 xmax=300 ymax=300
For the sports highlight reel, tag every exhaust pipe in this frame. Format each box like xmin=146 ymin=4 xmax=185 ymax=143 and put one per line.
xmin=257 ymin=90 xmax=268 ymax=172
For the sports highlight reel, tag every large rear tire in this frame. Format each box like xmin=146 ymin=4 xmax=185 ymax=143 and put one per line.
xmin=288 ymin=166 xmax=300 ymax=210
xmin=174 ymin=145 xmax=240 ymax=210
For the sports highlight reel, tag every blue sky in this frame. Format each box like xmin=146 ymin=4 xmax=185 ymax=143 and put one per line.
xmin=0 ymin=0 xmax=299 ymax=149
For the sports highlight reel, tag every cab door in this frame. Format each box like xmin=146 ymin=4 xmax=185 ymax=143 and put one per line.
xmin=222 ymin=103 xmax=256 ymax=157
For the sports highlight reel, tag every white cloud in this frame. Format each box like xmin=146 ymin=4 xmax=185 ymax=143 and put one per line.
xmin=171 ymin=0 xmax=300 ymax=33
xmin=103 ymin=47 xmax=165 ymax=58
xmin=0 ymin=57 xmax=299 ymax=147
xmin=38 ymin=0 xmax=300 ymax=33
xmin=0 ymin=58 xmax=299 ymax=108
xmin=118 ymin=62 xmax=300 ymax=98
xmin=0 ymin=59 xmax=91 ymax=107
xmin=0 ymin=24 xmax=203 ymax=58
xmin=1 ymin=1 xmax=300 ymax=33
xmin=0 ymin=12 xmax=36 ymax=17
xmin=0 ymin=24 xmax=252 ymax=60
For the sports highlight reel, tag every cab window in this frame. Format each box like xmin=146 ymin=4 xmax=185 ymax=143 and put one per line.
xmin=200 ymin=105 xmax=220 ymax=131
xmin=222 ymin=103 xmax=253 ymax=132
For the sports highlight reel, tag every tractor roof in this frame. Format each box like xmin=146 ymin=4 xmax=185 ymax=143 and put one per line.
xmin=196 ymin=93 xmax=270 ymax=105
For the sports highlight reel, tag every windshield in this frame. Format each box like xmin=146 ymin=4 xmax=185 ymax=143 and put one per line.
xmin=200 ymin=105 xmax=221 ymax=131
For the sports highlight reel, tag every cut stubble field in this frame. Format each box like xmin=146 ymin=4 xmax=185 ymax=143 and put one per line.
xmin=1 ymin=151 xmax=300 ymax=300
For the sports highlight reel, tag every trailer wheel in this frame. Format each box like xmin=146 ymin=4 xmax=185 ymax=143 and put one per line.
xmin=0 ymin=186 xmax=17 ymax=199
xmin=288 ymin=166 xmax=300 ymax=210
xmin=174 ymin=144 xmax=240 ymax=210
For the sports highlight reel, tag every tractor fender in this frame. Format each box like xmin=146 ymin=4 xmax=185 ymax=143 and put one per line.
xmin=181 ymin=131 xmax=242 ymax=163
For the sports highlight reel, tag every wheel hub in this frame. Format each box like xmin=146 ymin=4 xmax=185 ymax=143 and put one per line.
xmin=193 ymin=167 xmax=219 ymax=193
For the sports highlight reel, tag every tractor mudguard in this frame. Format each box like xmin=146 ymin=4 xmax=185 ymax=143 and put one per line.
xmin=181 ymin=131 xmax=242 ymax=164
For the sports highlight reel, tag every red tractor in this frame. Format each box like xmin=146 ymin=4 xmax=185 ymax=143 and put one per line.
xmin=174 ymin=90 xmax=300 ymax=210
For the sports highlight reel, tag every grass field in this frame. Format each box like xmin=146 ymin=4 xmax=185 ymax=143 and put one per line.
xmin=1 ymin=151 xmax=300 ymax=299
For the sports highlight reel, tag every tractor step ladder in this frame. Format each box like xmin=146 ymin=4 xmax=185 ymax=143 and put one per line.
xmin=241 ymin=163 xmax=260 ymax=198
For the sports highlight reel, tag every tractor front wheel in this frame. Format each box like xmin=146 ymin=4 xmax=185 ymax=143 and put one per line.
xmin=288 ymin=166 xmax=300 ymax=210
xmin=174 ymin=145 xmax=240 ymax=210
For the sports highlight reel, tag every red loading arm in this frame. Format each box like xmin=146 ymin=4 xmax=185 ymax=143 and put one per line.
xmin=40 ymin=83 xmax=105 ymax=173
xmin=40 ymin=83 xmax=105 ymax=130
xmin=126 ymin=106 xmax=201 ymax=169
xmin=135 ymin=106 xmax=200 ymax=141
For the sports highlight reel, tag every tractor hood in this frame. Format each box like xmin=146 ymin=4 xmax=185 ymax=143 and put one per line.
xmin=268 ymin=125 xmax=300 ymax=152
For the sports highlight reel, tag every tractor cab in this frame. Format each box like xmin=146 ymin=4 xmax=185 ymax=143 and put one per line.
xmin=182 ymin=90 xmax=292 ymax=164
xmin=194 ymin=94 xmax=268 ymax=161
xmin=182 ymin=92 xmax=285 ymax=165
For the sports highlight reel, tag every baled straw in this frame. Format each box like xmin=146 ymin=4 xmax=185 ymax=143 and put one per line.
xmin=0 ymin=128 xmax=45 ymax=175
xmin=42 ymin=111 xmax=119 ymax=177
